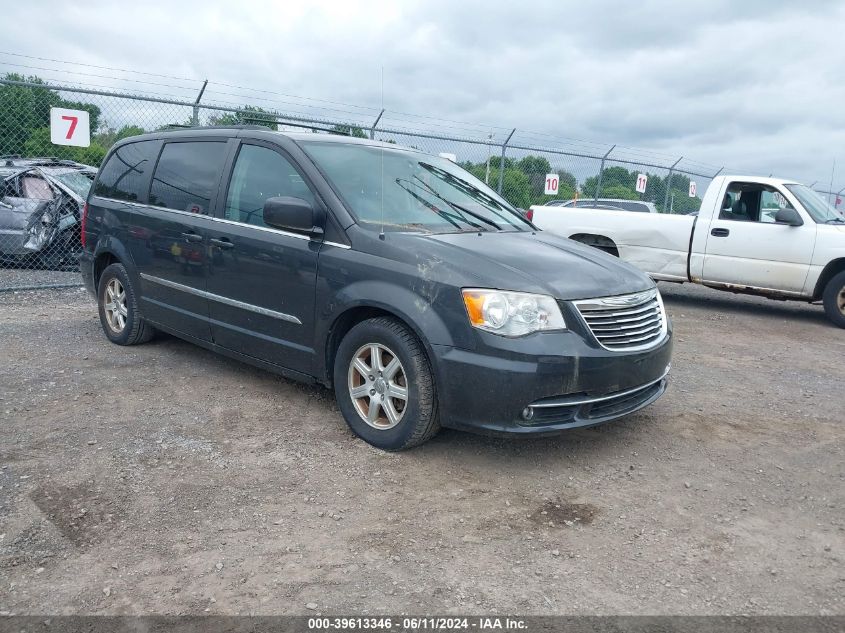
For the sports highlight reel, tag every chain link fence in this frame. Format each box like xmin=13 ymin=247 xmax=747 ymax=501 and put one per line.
xmin=0 ymin=76 xmax=767 ymax=291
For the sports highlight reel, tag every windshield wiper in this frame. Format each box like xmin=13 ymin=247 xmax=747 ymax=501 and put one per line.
xmin=395 ymin=180 xmax=470 ymax=231
xmin=417 ymin=164 xmax=528 ymax=230
xmin=411 ymin=176 xmax=500 ymax=230
xmin=825 ymin=217 xmax=845 ymax=224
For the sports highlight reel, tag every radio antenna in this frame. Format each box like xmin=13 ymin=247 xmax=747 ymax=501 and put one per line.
xmin=379 ymin=66 xmax=385 ymax=240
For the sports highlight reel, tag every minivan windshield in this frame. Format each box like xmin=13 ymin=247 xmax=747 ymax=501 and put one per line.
xmin=301 ymin=141 xmax=532 ymax=233
xmin=785 ymin=184 xmax=845 ymax=223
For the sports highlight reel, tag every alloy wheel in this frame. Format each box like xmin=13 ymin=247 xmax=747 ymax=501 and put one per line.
xmin=103 ymin=278 xmax=128 ymax=333
xmin=347 ymin=343 xmax=409 ymax=430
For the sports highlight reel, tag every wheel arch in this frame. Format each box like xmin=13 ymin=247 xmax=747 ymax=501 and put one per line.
xmin=318 ymin=281 xmax=466 ymax=387
xmin=813 ymin=258 xmax=845 ymax=300
xmin=92 ymin=238 xmax=136 ymax=290
xmin=568 ymin=233 xmax=620 ymax=257
xmin=322 ymin=303 xmax=442 ymax=389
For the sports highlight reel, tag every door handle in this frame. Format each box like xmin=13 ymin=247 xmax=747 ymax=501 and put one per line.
xmin=711 ymin=228 xmax=730 ymax=237
xmin=181 ymin=232 xmax=203 ymax=243
xmin=209 ymin=238 xmax=235 ymax=250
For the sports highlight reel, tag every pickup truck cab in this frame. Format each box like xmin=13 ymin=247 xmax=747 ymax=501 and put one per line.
xmin=80 ymin=127 xmax=672 ymax=450
xmin=529 ymin=175 xmax=845 ymax=328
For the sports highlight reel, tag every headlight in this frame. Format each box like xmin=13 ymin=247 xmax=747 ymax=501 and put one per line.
xmin=462 ymin=288 xmax=566 ymax=337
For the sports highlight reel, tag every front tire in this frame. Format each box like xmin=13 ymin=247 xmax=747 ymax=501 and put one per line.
xmin=333 ymin=317 xmax=439 ymax=450
xmin=822 ymin=271 xmax=845 ymax=328
xmin=97 ymin=262 xmax=156 ymax=345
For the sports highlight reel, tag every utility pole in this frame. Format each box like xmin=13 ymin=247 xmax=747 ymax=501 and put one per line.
xmin=663 ymin=156 xmax=683 ymax=213
xmin=594 ymin=145 xmax=616 ymax=205
xmin=369 ymin=109 xmax=384 ymax=140
xmin=484 ymin=133 xmax=493 ymax=184
xmin=192 ymin=80 xmax=208 ymax=126
xmin=497 ymin=129 xmax=516 ymax=195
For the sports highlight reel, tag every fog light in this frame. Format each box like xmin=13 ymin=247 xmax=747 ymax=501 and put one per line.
xmin=521 ymin=407 xmax=534 ymax=421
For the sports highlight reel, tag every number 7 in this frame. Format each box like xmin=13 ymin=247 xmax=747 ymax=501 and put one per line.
xmin=61 ymin=115 xmax=78 ymax=140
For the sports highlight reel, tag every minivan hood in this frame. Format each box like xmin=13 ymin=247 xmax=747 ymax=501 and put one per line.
xmin=412 ymin=230 xmax=654 ymax=301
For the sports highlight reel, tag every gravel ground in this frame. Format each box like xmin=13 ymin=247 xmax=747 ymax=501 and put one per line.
xmin=0 ymin=268 xmax=82 ymax=291
xmin=0 ymin=282 xmax=842 ymax=615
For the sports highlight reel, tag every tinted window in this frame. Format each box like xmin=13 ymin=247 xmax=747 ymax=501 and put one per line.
xmin=224 ymin=145 xmax=315 ymax=227
xmin=94 ymin=140 xmax=158 ymax=202
xmin=617 ymin=201 xmax=648 ymax=213
xmin=149 ymin=141 xmax=227 ymax=214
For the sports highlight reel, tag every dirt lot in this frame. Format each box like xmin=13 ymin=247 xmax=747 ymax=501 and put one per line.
xmin=0 ymin=282 xmax=842 ymax=615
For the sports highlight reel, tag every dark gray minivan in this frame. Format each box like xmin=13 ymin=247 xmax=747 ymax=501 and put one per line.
xmin=80 ymin=127 xmax=672 ymax=450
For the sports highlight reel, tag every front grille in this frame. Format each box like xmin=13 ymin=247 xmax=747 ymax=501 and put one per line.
xmin=574 ymin=288 xmax=667 ymax=351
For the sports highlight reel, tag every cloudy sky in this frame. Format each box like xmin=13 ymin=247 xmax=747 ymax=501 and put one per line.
xmin=3 ymin=0 xmax=845 ymax=188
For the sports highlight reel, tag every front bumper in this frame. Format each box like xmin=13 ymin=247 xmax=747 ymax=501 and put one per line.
xmin=431 ymin=325 xmax=673 ymax=436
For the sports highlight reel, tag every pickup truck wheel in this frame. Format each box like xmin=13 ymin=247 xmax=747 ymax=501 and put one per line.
xmin=334 ymin=317 xmax=440 ymax=450
xmin=822 ymin=271 xmax=845 ymax=328
xmin=97 ymin=263 xmax=156 ymax=345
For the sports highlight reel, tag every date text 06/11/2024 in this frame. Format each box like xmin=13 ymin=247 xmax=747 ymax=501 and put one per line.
xmin=307 ymin=616 xmax=528 ymax=630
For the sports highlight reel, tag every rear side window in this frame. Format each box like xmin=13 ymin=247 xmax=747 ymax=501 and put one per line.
xmin=618 ymin=202 xmax=648 ymax=212
xmin=224 ymin=144 xmax=315 ymax=227
xmin=149 ymin=141 xmax=227 ymax=214
xmin=94 ymin=140 xmax=158 ymax=202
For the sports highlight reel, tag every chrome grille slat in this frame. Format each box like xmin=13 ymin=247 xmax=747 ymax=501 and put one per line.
xmin=592 ymin=323 xmax=663 ymax=339
xmin=583 ymin=306 xmax=661 ymax=320
xmin=577 ymin=303 xmax=659 ymax=318
xmin=586 ymin=310 xmax=662 ymax=329
xmin=574 ymin=289 xmax=668 ymax=352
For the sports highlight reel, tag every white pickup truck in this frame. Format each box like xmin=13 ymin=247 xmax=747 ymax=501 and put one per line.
xmin=529 ymin=175 xmax=845 ymax=327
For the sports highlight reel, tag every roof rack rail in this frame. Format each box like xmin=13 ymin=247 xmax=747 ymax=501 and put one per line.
xmin=159 ymin=124 xmax=276 ymax=131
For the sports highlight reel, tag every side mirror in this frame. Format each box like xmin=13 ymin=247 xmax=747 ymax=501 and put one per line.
xmin=775 ymin=207 xmax=803 ymax=227
xmin=262 ymin=196 xmax=322 ymax=236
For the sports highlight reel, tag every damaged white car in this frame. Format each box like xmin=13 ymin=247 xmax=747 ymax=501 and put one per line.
xmin=0 ymin=157 xmax=96 ymax=269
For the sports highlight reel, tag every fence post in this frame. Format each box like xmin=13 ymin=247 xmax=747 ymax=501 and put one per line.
xmin=594 ymin=145 xmax=616 ymax=204
xmin=369 ymin=109 xmax=384 ymax=140
xmin=497 ymin=128 xmax=516 ymax=195
xmin=663 ymin=156 xmax=683 ymax=213
xmin=192 ymin=79 xmax=208 ymax=126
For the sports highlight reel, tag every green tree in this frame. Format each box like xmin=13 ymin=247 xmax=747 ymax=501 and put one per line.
xmin=208 ymin=105 xmax=278 ymax=129
xmin=602 ymin=184 xmax=639 ymax=200
xmin=581 ymin=166 xmax=635 ymax=197
xmin=491 ymin=169 xmax=532 ymax=209
xmin=60 ymin=100 xmax=101 ymax=134
xmin=531 ymin=181 xmax=576 ymax=207
xmin=330 ymin=124 xmax=367 ymax=138
xmin=0 ymin=73 xmax=62 ymax=155
xmin=666 ymin=192 xmax=700 ymax=214
xmin=488 ymin=155 xmax=516 ymax=170
xmin=94 ymin=124 xmax=145 ymax=148
xmin=23 ymin=126 xmax=108 ymax=166
xmin=517 ymin=155 xmax=551 ymax=175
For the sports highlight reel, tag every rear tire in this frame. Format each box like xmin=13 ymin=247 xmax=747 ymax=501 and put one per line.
xmin=333 ymin=317 xmax=439 ymax=450
xmin=97 ymin=263 xmax=156 ymax=345
xmin=822 ymin=271 xmax=845 ymax=329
